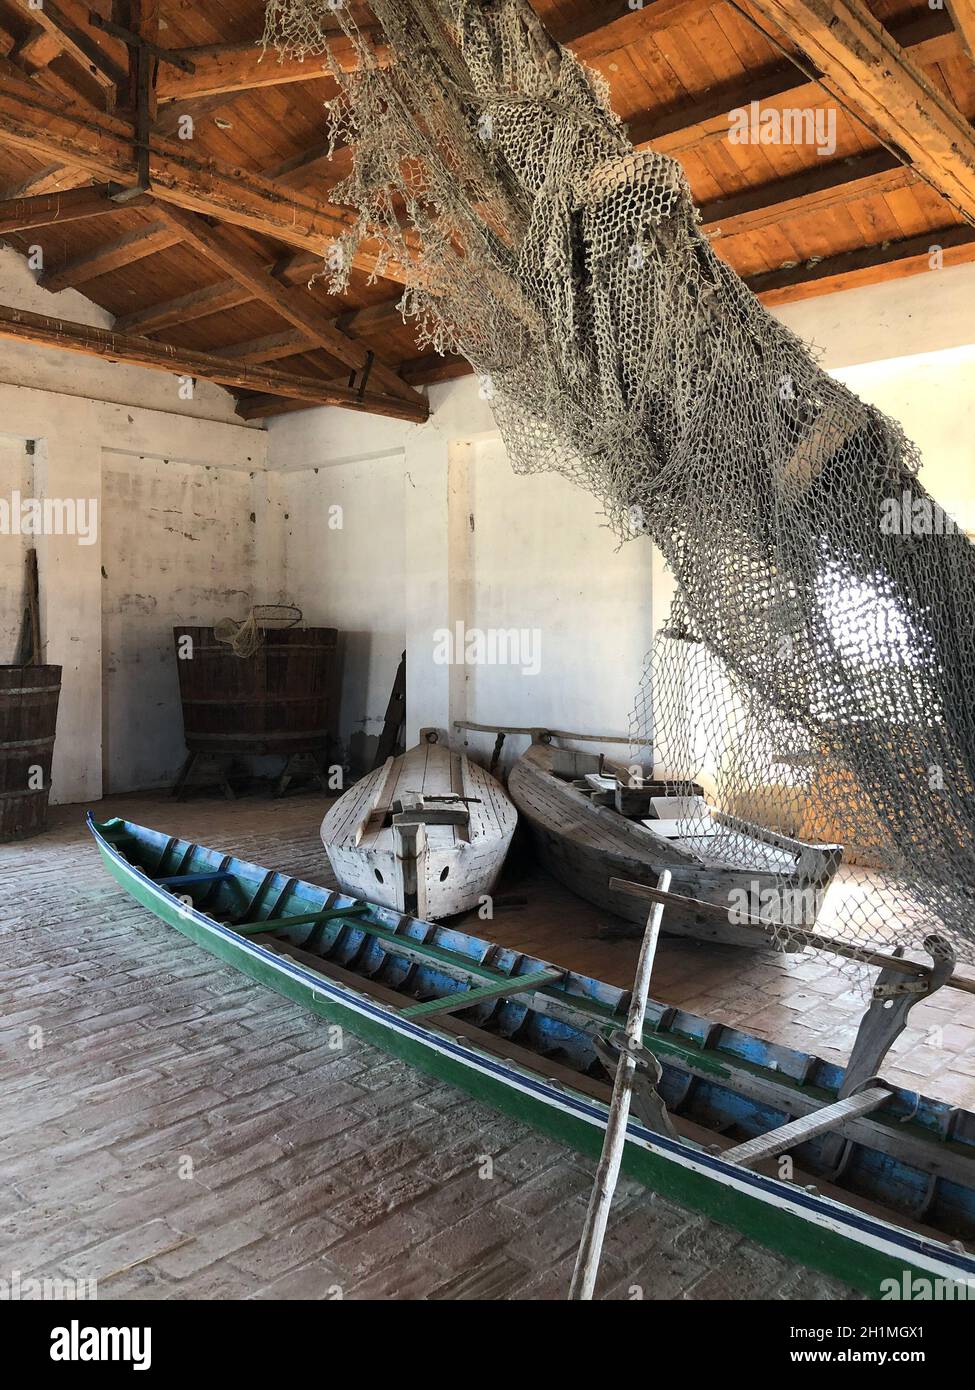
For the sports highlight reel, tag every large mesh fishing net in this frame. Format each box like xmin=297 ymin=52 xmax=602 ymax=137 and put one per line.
xmin=264 ymin=0 xmax=975 ymax=969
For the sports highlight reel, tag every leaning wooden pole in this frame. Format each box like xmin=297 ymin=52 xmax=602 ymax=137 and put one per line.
xmin=568 ymin=869 xmax=672 ymax=1301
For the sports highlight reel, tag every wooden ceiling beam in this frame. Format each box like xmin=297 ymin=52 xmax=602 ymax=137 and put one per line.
xmin=0 ymin=80 xmax=404 ymax=278
xmin=744 ymin=0 xmax=975 ymax=223
xmin=0 ymin=182 xmax=140 ymax=233
xmin=149 ymin=204 xmax=424 ymax=405
xmin=700 ymin=151 xmax=920 ymax=239
xmin=0 ymin=303 xmax=429 ymax=422
xmin=632 ymin=12 xmax=960 ymax=154
xmin=220 ymin=329 xmax=312 ymax=363
xmin=113 ymin=281 xmax=253 ymax=334
xmin=155 ymin=34 xmax=378 ymax=104
xmin=234 ymin=393 xmax=318 ymax=421
xmin=946 ymin=0 xmax=975 ymax=63
xmin=747 ymin=223 xmax=975 ymax=304
xmin=37 ymin=220 xmax=181 ymax=294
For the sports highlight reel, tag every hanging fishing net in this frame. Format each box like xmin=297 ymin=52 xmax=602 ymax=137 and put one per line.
xmin=264 ymin=0 xmax=975 ymax=969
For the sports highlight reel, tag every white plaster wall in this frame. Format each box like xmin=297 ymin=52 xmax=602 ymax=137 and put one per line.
xmin=266 ymin=381 xmax=653 ymax=769
xmin=278 ymin=452 xmax=407 ymax=768
xmin=0 ymin=389 xmax=268 ymax=804
xmin=101 ymin=458 xmax=277 ymax=793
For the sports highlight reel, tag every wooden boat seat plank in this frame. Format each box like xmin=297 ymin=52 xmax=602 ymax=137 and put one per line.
xmin=155 ymin=870 xmax=235 ymax=889
xmin=722 ymin=1087 xmax=893 ymax=1169
xmin=402 ymin=966 xmax=563 ymax=1019
xmin=237 ymin=905 xmax=371 ymax=935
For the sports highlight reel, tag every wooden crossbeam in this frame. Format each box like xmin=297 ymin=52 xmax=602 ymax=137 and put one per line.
xmin=0 ymin=304 xmax=429 ymax=422
xmin=149 ymin=205 xmax=424 ymax=405
xmin=236 ymin=904 xmax=371 ymax=935
xmin=700 ymin=151 xmax=919 ymax=240
xmin=38 ymin=220 xmax=180 ymax=293
xmin=402 ymin=967 xmax=563 ymax=1019
xmin=114 ymin=281 xmax=253 ymax=334
xmin=221 ymin=330 xmax=311 ymax=363
xmin=0 ymin=183 xmax=135 ymax=233
xmin=721 ymin=1087 xmax=892 ymax=1168
xmin=155 ymin=34 xmax=380 ymax=103
xmin=744 ymin=0 xmax=975 ymax=223
xmin=747 ymin=223 xmax=975 ymax=305
xmin=156 ymin=870 xmax=234 ymax=888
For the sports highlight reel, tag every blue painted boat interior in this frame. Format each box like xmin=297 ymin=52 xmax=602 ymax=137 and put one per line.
xmin=91 ymin=814 xmax=975 ymax=1244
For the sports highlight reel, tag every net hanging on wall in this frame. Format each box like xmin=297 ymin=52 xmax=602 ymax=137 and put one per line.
xmin=264 ymin=0 xmax=975 ymax=968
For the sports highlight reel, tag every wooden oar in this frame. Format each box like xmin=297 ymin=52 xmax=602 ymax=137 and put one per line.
xmin=568 ymin=869 xmax=672 ymax=1301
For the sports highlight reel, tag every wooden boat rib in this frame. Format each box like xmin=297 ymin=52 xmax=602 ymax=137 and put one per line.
xmin=89 ymin=813 xmax=975 ymax=1299
xmin=508 ymin=740 xmax=843 ymax=948
xmin=321 ymin=735 xmax=517 ymax=920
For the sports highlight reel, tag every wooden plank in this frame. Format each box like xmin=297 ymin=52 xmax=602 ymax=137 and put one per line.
xmin=0 ymin=183 xmax=137 ymax=233
xmin=554 ymin=0 xmax=715 ymax=60
xmin=745 ymin=0 xmax=975 ymax=223
xmin=402 ymin=967 xmax=563 ymax=1019
xmin=722 ymin=1087 xmax=893 ymax=1168
xmin=0 ymin=304 xmax=430 ymax=422
xmin=38 ymin=220 xmax=180 ymax=293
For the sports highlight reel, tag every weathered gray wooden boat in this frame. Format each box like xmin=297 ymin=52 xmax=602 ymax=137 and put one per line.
xmin=508 ymin=739 xmax=842 ymax=948
xmin=322 ymin=733 xmax=517 ymax=920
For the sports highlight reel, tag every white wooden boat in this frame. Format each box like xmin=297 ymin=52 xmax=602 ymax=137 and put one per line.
xmin=508 ymin=740 xmax=842 ymax=948
xmin=321 ymin=733 xmax=517 ymax=920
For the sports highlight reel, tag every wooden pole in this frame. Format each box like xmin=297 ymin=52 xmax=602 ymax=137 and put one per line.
xmin=26 ymin=549 xmax=41 ymax=665
xmin=568 ymin=869 xmax=672 ymax=1301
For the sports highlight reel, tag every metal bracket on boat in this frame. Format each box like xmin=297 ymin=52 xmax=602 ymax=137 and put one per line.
xmin=839 ymin=933 xmax=956 ymax=1100
xmin=818 ymin=934 xmax=955 ymax=1179
xmin=593 ymin=1030 xmax=678 ymax=1140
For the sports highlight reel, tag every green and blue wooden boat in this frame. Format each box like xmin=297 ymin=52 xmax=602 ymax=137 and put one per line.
xmin=90 ymin=813 xmax=975 ymax=1299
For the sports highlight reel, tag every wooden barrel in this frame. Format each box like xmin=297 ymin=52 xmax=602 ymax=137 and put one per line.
xmin=0 ymin=665 xmax=61 ymax=842
xmin=173 ymin=627 xmax=340 ymax=756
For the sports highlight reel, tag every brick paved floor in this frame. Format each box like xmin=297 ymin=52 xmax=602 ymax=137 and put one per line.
xmin=9 ymin=788 xmax=967 ymax=1301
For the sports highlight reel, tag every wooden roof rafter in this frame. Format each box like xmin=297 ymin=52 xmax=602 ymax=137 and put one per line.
xmin=743 ymin=0 xmax=975 ymax=224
